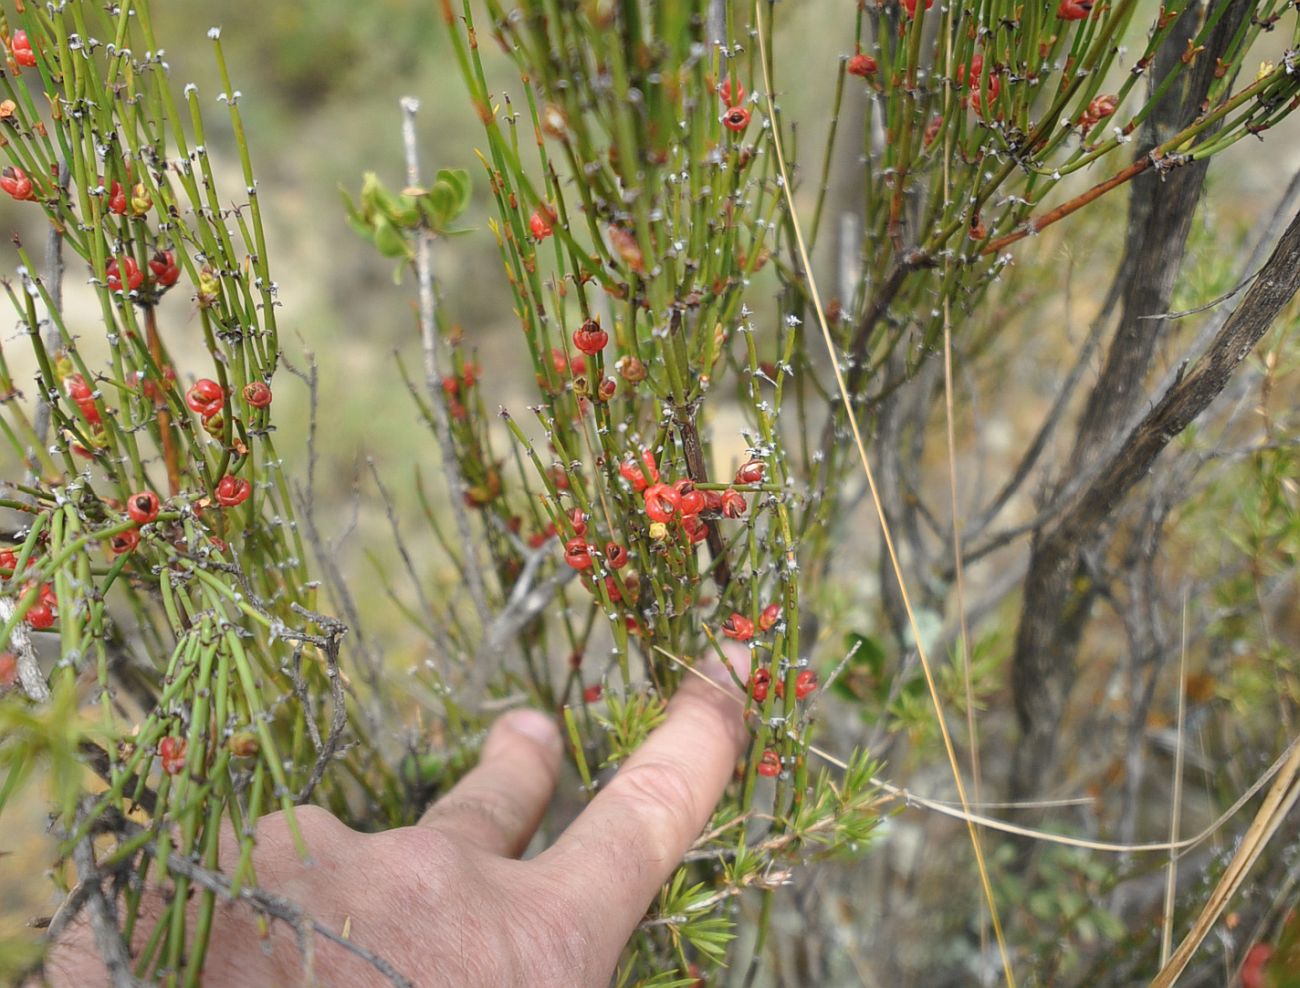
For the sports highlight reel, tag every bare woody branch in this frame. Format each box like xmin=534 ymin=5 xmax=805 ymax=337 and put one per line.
xmin=1038 ymin=205 xmax=1300 ymax=556
xmin=400 ymin=97 xmax=494 ymax=683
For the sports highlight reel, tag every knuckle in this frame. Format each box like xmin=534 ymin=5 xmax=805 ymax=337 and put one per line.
xmin=371 ymin=825 xmax=461 ymax=873
xmin=285 ymin=802 xmax=345 ymax=834
xmin=255 ymin=804 xmax=347 ymax=858
xmin=365 ymin=827 xmax=470 ymax=902
xmin=514 ymin=879 xmax=598 ymax=986
xmin=444 ymin=790 xmax=523 ymax=837
xmin=605 ymin=759 xmax=700 ymax=860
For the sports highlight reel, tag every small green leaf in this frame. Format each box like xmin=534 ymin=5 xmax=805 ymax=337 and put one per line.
xmin=834 ymin=632 xmax=888 ymax=703
xmin=435 ymin=167 xmax=471 ymax=212
xmin=420 ymin=186 xmax=456 ymax=229
xmin=418 ymin=168 xmax=472 ymax=233
xmin=372 ymin=216 xmax=413 ymax=260
xmin=339 ymin=185 xmax=365 ymax=227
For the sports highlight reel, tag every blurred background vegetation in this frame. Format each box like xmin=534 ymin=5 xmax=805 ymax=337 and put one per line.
xmin=2 ymin=0 xmax=1298 ymax=984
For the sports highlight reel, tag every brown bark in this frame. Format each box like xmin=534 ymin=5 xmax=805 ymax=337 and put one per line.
xmin=1010 ymin=199 xmax=1300 ymax=798
xmin=1007 ymin=1 xmax=1255 ymax=799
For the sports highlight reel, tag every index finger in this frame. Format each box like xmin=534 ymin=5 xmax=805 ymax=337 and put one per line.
xmin=535 ymin=652 xmax=749 ymax=950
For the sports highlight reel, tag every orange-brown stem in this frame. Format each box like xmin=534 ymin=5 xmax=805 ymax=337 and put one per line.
xmin=145 ymin=306 xmax=181 ymax=496
xmin=981 ymin=155 xmax=1152 ymax=255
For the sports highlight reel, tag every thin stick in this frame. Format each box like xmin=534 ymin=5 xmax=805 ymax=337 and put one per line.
xmin=293 ymin=477 xmax=385 ymax=702
xmin=142 ymin=832 xmax=414 ymax=988
xmin=1150 ymin=737 xmax=1300 ymax=988
xmin=0 ymin=595 xmax=49 ymax=701
xmin=71 ymin=836 xmax=143 ymax=988
xmin=659 ymin=645 xmax=1300 ymax=856
xmin=853 ymin=737 xmax=1296 ymax=855
xmin=145 ymin=306 xmax=181 ymax=496
xmin=1158 ymin=593 xmax=1190 ymax=965
xmin=399 ymin=97 xmax=493 ymax=680
xmin=366 ymin=458 xmax=445 ymax=649
xmin=752 ymin=6 xmax=1016 ymax=984
xmin=938 ymin=8 xmax=990 ymax=964
xmin=30 ymin=162 xmax=67 ymax=456
xmin=287 ymin=625 xmax=349 ymax=805
xmin=981 ymin=157 xmax=1151 ymax=255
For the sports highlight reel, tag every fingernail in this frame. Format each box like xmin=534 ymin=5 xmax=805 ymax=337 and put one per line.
xmin=504 ymin=708 xmax=562 ymax=751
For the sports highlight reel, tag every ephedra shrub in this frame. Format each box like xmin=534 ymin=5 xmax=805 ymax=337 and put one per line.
xmin=2 ymin=0 xmax=1299 ymax=984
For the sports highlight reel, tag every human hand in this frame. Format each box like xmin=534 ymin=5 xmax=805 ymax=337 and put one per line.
xmin=46 ymin=657 xmax=747 ymax=987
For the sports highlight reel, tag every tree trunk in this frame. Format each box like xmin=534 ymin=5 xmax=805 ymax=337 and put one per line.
xmin=1008 ymin=1 xmax=1256 ymax=799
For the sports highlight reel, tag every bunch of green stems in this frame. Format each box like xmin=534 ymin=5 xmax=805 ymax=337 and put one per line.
xmin=0 ymin=3 xmax=391 ymax=981
xmin=428 ymin=0 xmax=1300 ymax=977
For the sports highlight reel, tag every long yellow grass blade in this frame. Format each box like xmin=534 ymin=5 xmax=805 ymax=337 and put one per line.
xmin=1149 ymin=737 xmax=1300 ymax=987
xmin=659 ymin=644 xmax=1300 ymax=856
xmin=747 ymin=11 xmax=1016 ymax=980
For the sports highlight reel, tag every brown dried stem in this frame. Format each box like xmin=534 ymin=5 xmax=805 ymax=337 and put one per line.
xmin=144 ymin=306 xmax=180 ymax=496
